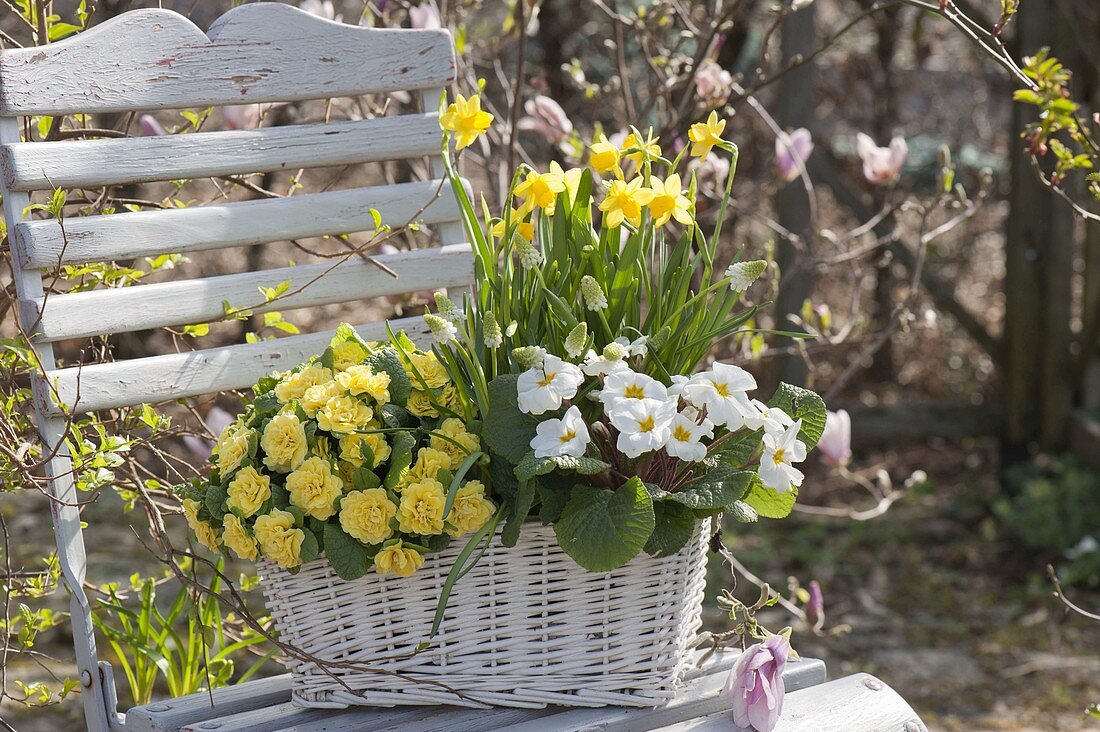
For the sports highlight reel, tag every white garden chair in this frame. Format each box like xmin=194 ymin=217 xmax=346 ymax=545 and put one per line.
xmin=1 ymin=4 xmax=926 ymax=730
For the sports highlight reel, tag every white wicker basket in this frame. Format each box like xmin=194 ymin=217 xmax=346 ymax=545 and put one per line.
xmin=258 ymin=522 xmax=710 ymax=709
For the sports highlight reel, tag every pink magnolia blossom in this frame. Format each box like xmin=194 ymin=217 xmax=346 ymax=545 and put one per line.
xmin=223 ymin=104 xmax=262 ymax=130
xmin=723 ymin=635 xmax=789 ymax=731
xmin=817 ymin=409 xmax=852 ymax=467
xmin=138 ymin=114 xmax=167 ymax=137
xmin=299 ymin=0 xmax=339 ymax=21
xmin=183 ymin=406 xmax=235 ymax=460
xmin=694 ymin=60 xmax=733 ymax=105
xmin=517 ymin=95 xmax=573 ymax=144
xmin=856 ymin=132 xmax=907 ymax=185
xmin=409 ymin=2 xmax=442 ymax=29
xmin=775 ymin=128 xmax=813 ymax=183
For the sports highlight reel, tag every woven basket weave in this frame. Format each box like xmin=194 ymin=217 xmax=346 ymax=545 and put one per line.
xmin=258 ymin=522 xmax=709 ymax=709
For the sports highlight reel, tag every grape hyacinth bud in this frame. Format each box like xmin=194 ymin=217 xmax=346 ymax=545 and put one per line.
xmin=725 ymin=260 xmax=767 ymax=292
xmin=565 ymin=322 xmax=588 ymax=359
xmin=580 ymin=275 xmax=608 ymax=311
xmin=483 ymin=311 xmax=503 ymax=349
xmin=512 ymin=346 xmax=547 ymax=370
xmin=515 ymin=238 xmax=543 ymax=270
xmin=602 ymin=341 xmax=627 ymax=362
xmin=424 ymin=313 xmax=457 ymax=344
xmin=434 ymin=292 xmax=460 ymax=323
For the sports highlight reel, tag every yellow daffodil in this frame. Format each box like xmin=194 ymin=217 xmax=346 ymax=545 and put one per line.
xmin=514 ymin=162 xmax=567 ymax=215
xmin=598 ymin=176 xmax=654 ymax=228
xmin=562 ymin=166 xmax=584 ymax=206
xmin=589 ymin=134 xmax=622 ymax=176
xmin=439 ymin=93 xmax=493 ymax=150
xmin=490 ymin=209 xmax=535 ymax=242
xmin=646 ymin=173 xmax=694 ymax=227
xmin=688 ymin=111 xmax=727 ymax=159
xmin=622 ymin=129 xmax=661 ymax=167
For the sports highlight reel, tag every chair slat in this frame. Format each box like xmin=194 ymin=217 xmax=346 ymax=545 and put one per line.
xmin=44 ymin=316 xmax=433 ymax=416
xmin=31 ymin=244 xmax=472 ymax=342
xmin=1 ymin=114 xmax=441 ymax=192
xmin=0 ymin=5 xmax=455 ymax=116
xmin=15 ymin=179 xmax=457 ymax=269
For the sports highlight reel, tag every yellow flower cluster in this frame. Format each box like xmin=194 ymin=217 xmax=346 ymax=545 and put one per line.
xmin=180 ymin=328 xmax=493 ymax=584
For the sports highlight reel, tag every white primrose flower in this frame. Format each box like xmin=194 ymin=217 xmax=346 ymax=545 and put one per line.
xmin=758 ymin=420 xmax=808 ymax=493
xmin=607 ymin=398 xmax=676 ymax=458
xmin=613 ymin=335 xmax=648 ymax=357
xmin=517 ymin=354 xmax=584 ymax=415
xmin=682 ymin=362 xmax=757 ymax=429
xmin=742 ymin=399 xmax=795 ymax=434
xmin=530 ymin=406 xmax=591 ymax=458
xmin=666 ymin=374 xmax=690 ymax=399
xmin=598 ymin=369 xmax=666 ymax=407
xmin=664 ymin=412 xmax=714 ymax=462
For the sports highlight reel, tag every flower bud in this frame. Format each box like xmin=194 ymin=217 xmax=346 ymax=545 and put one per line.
xmin=580 ymin=275 xmax=608 ymax=311
xmin=724 ymin=260 xmax=767 ymax=292
xmin=515 ymin=238 xmax=543 ymax=270
xmin=483 ymin=311 xmax=503 ymax=349
xmin=602 ymin=342 xmax=627 ymax=361
xmin=512 ymin=346 xmax=547 ymax=370
xmin=434 ymin=292 xmax=460 ymax=323
xmin=565 ymin=322 xmax=588 ymax=359
xmin=423 ymin=313 xmax=457 ymax=344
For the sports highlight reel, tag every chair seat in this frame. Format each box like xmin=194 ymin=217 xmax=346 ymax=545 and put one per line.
xmin=120 ymin=654 xmax=923 ymax=731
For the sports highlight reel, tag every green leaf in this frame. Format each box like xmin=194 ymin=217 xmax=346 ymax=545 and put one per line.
xmin=366 ymin=347 xmax=412 ymax=407
xmin=323 ymin=523 xmax=374 ymax=581
xmin=204 ymin=483 xmax=228 ymax=517
xmin=352 ymin=467 xmax=381 ymax=491
xmin=536 ymin=474 xmax=573 ymax=524
xmin=483 ymin=375 xmax=540 ymax=464
xmin=767 ymin=382 xmax=827 ymax=450
xmin=554 ymin=477 xmax=655 ymax=572
xmin=514 ymin=452 xmax=610 ymax=483
xmin=728 ymin=500 xmax=758 ymax=523
xmin=645 ymin=501 xmax=696 ymax=558
xmin=379 ymin=404 xmax=415 ymax=429
xmin=501 ymin=478 xmax=535 ymax=547
xmin=662 ymin=467 xmax=753 ymax=513
xmin=743 ymin=477 xmax=798 ymax=519
xmin=707 ymin=428 xmax=762 ymax=469
xmin=384 ymin=432 xmax=416 ymax=491
xmin=298 ymin=528 xmax=320 ymax=564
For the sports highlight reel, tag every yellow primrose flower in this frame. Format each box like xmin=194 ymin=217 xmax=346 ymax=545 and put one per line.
xmin=589 ymin=133 xmax=622 ymax=176
xmin=405 ymin=389 xmax=440 ymax=418
xmin=254 ymin=509 xmax=304 ymax=569
xmin=300 ymin=380 xmax=342 ymax=418
xmin=374 ymin=540 xmax=424 ymax=578
xmin=286 ymin=456 xmax=344 ymax=520
xmin=439 ymin=93 xmax=494 ymax=151
xmin=226 ymin=465 xmax=271 ymax=518
xmin=275 ymin=364 xmax=332 ymax=403
xmin=646 ymin=173 xmax=694 ymax=227
xmin=339 ymin=488 xmax=397 ymax=545
xmin=339 ymin=431 xmax=391 ymax=469
xmin=336 ymin=365 xmax=391 ymax=403
xmin=430 ymin=417 xmax=481 ymax=469
xmin=514 ymin=162 xmax=567 ymax=216
xmin=221 ymin=513 xmax=258 ymax=560
xmin=215 ymin=424 xmax=251 ymax=477
xmin=408 ymin=447 xmax=452 ymax=484
xmin=331 ymin=341 xmax=367 ymax=372
xmin=317 ymin=394 xmax=373 ymax=435
xmin=261 ymin=413 xmax=308 ymax=473
xmin=397 ymin=477 xmax=447 ymax=535
xmin=622 ymin=129 xmax=661 ymax=167
xmin=598 ymin=176 xmax=655 ymax=228
xmin=446 ymin=480 xmax=496 ymax=537
xmin=182 ymin=498 xmax=220 ymax=552
xmin=439 ymin=383 xmax=464 ymax=412
xmin=490 ymin=210 xmax=535 ymax=242
xmin=403 ymin=351 xmax=450 ymax=389
xmin=688 ymin=111 xmax=727 ymax=159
